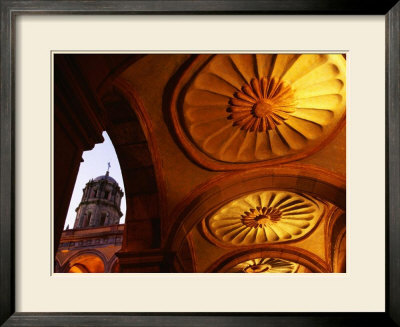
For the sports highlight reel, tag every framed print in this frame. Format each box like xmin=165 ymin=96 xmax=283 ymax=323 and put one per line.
xmin=1 ymin=1 xmax=400 ymax=326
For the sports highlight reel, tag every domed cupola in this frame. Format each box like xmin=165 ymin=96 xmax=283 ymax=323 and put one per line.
xmin=73 ymin=165 xmax=124 ymax=229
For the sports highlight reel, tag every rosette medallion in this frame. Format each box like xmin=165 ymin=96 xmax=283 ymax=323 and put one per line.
xmin=227 ymin=258 xmax=299 ymax=273
xmin=204 ymin=190 xmax=325 ymax=246
xmin=171 ymin=54 xmax=346 ymax=169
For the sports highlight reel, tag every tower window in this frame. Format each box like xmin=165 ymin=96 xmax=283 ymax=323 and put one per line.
xmin=83 ymin=212 xmax=91 ymax=228
xmin=100 ymin=213 xmax=107 ymax=226
xmin=104 ymin=191 xmax=110 ymax=199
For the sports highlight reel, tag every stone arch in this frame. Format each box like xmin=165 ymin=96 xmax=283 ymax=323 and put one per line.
xmin=54 ymin=55 xmax=167 ymax=271
xmin=173 ymin=234 xmax=197 ymax=273
xmin=333 ymin=230 xmax=346 ymax=273
xmin=107 ymin=255 xmax=120 ymax=273
xmin=165 ymin=164 xmax=345 ymax=255
xmin=61 ymin=249 xmax=108 ymax=273
xmin=205 ymin=245 xmax=330 ymax=273
xmin=54 ymin=258 xmax=62 ymax=273
xmin=98 ymin=78 xmax=167 ymax=252
xmin=324 ymin=209 xmax=346 ymax=272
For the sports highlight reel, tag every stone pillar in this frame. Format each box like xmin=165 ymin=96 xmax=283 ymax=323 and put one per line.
xmin=117 ymin=249 xmax=174 ymax=273
xmin=54 ymin=55 xmax=104 ymax=253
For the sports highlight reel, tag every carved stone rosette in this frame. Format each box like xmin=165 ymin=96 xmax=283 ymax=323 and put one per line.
xmin=170 ymin=54 xmax=346 ymax=170
xmin=227 ymin=257 xmax=299 ymax=273
xmin=203 ymin=190 xmax=325 ymax=247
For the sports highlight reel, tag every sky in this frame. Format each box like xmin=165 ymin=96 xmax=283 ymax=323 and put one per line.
xmin=63 ymin=132 xmax=126 ymax=229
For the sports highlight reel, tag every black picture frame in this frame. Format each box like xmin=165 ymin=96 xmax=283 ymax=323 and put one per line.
xmin=1 ymin=1 xmax=399 ymax=326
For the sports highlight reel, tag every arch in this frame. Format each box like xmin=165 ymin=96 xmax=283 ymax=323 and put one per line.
xmin=174 ymin=232 xmax=197 ymax=273
xmin=54 ymin=259 xmax=62 ymax=273
xmin=205 ymin=245 xmax=330 ymax=273
xmin=333 ymin=230 xmax=346 ymax=273
xmin=69 ymin=263 xmax=90 ymax=273
xmin=324 ymin=209 xmax=346 ymax=271
xmin=61 ymin=249 xmax=108 ymax=273
xmin=107 ymin=255 xmax=120 ymax=273
xmin=112 ymin=78 xmax=167 ymax=228
xmin=165 ymin=164 xmax=345 ymax=253
xmin=53 ymin=54 xmax=146 ymax=254
xmin=98 ymin=78 xmax=167 ymax=251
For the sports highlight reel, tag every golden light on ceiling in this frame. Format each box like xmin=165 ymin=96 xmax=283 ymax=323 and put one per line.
xmin=204 ymin=190 xmax=325 ymax=246
xmin=227 ymin=258 xmax=299 ymax=273
xmin=67 ymin=254 xmax=105 ymax=273
xmin=228 ymin=77 xmax=296 ymax=132
xmin=69 ymin=265 xmax=87 ymax=273
xmin=171 ymin=54 xmax=346 ymax=169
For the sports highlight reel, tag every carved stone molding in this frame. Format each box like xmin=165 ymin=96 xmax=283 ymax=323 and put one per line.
xmin=203 ymin=190 xmax=325 ymax=247
xmin=170 ymin=54 xmax=346 ymax=170
xmin=166 ymin=165 xmax=345 ymax=253
xmin=226 ymin=257 xmax=299 ymax=273
xmin=205 ymin=244 xmax=330 ymax=273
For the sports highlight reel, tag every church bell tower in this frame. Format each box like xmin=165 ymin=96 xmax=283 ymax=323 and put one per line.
xmin=73 ymin=166 xmax=124 ymax=229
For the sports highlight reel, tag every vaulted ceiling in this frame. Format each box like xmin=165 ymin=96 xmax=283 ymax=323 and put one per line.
xmin=54 ymin=53 xmax=346 ymax=273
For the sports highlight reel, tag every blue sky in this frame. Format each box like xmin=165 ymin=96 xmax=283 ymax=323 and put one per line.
xmin=63 ymin=132 xmax=126 ymax=229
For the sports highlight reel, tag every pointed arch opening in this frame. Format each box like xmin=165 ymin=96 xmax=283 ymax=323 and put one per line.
xmin=63 ymin=131 xmax=126 ymax=230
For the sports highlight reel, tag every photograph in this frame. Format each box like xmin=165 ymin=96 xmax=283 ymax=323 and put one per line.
xmin=54 ymin=53 xmax=346 ymax=273
xmin=2 ymin=1 xmax=399 ymax=325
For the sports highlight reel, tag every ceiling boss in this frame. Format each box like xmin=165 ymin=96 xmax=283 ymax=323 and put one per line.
xmin=228 ymin=77 xmax=296 ymax=132
xmin=204 ymin=190 xmax=326 ymax=247
xmin=227 ymin=258 xmax=299 ymax=273
xmin=176 ymin=53 xmax=346 ymax=167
